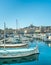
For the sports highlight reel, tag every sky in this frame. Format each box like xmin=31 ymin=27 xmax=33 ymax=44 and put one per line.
xmin=0 ymin=0 xmax=51 ymax=29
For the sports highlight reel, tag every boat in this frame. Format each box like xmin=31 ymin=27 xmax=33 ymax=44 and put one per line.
xmin=0 ymin=43 xmax=28 ymax=48
xmin=0 ymin=36 xmax=28 ymax=48
xmin=0 ymin=45 xmax=39 ymax=58
xmin=43 ymin=33 xmax=51 ymax=42
xmin=0 ymin=22 xmax=39 ymax=58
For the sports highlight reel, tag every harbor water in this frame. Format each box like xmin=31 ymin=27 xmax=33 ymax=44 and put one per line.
xmin=0 ymin=40 xmax=51 ymax=65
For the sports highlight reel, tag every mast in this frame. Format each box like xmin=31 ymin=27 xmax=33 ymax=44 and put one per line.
xmin=16 ymin=19 xmax=18 ymax=34
xmin=4 ymin=22 xmax=6 ymax=49
xmin=16 ymin=19 xmax=20 ymax=38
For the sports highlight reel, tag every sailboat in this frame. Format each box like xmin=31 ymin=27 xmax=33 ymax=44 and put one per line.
xmin=0 ymin=22 xmax=28 ymax=48
xmin=0 ymin=22 xmax=39 ymax=58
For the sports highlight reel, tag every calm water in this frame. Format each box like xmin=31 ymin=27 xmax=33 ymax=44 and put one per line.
xmin=0 ymin=40 xmax=51 ymax=65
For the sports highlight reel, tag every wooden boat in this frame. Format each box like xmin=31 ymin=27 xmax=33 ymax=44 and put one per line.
xmin=0 ymin=43 xmax=28 ymax=48
xmin=0 ymin=46 xmax=39 ymax=58
xmin=0 ymin=22 xmax=39 ymax=58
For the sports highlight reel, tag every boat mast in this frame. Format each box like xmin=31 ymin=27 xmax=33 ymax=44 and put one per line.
xmin=16 ymin=19 xmax=17 ymax=34
xmin=16 ymin=19 xmax=20 ymax=38
xmin=4 ymin=22 xmax=6 ymax=49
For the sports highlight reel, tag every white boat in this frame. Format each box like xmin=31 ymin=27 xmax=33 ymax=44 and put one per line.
xmin=0 ymin=22 xmax=39 ymax=58
xmin=0 ymin=43 xmax=28 ymax=48
xmin=0 ymin=37 xmax=28 ymax=48
xmin=0 ymin=46 xmax=39 ymax=58
xmin=43 ymin=33 xmax=51 ymax=42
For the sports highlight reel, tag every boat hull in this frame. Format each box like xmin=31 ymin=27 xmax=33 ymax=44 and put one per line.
xmin=0 ymin=43 xmax=28 ymax=48
xmin=0 ymin=47 xmax=39 ymax=58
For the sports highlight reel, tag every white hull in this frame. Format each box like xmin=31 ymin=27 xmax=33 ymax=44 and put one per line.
xmin=0 ymin=43 xmax=28 ymax=48
xmin=0 ymin=47 xmax=39 ymax=58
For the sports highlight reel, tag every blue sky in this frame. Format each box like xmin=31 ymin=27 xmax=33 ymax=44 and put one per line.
xmin=0 ymin=0 xmax=51 ymax=29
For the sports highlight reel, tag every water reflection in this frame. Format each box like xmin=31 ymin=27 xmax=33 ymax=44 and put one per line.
xmin=0 ymin=54 xmax=39 ymax=64
xmin=45 ymin=42 xmax=51 ymax=47
xmin=34 ymin=39 xmax=51 ymax=48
